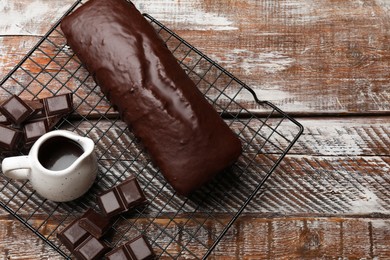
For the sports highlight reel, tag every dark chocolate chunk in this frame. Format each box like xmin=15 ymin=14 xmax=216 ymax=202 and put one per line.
xmin=97 ymin=189 xmax=124 ymax=218
xmin=23 ymin=119 xmax=49 ymax=144
xmin=0 ymin=112 xmax=10 ymax=125
xmin=79 ymin=209 xmax=112 ymax=239
xmin=57 ymin=218 xmax=90 ymax=252
xmin=43 ymin=93 xmax=73 ymax=116
xmin=105 ymin=235 xmax=155 ymax=260
xmin=46 ymin=114 xmax=64 ymax=129
xmin=24 ymin=99 xmax=44 ymax=115
xmin=0 ymin=125 xmax=21 ymax=150
xmin=60 ymin=0 xmax=242 ymax=196
xmin=117 ymin=177 xmax=147 ymax=209
xmin=0 ymin=95 xmax=34 ymax=125
xmin=127 ymin=235 xmax=155 ymax=260
xmin=74 ymin=236 xmax=110 ymax=260
xmin=97 ymin=177 xmax=146 ymax=217
xmin=106 ymin=247 xmax=132 ymax=260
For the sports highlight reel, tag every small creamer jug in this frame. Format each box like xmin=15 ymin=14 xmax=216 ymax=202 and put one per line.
xmin=1 ymin=130 xmax=98 ymax=202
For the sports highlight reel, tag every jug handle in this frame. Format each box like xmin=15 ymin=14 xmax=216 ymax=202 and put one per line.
xmin=2 ymin=156 xmax=31 ymax=180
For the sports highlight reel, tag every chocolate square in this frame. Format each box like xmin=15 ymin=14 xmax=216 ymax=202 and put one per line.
xmin=97 ymin=189 xmax=125 ymax=217
xmin=127 ymin=235 xmax=155 ymax=260
xmin=105 ymin=235 xmax=155 ymax=260
xmin=79 ymin=209 xmax=112 ymax=239
xmin=0 ymin=95 xmax=34 ymax=125
xmin=43 ymin=93 xmax=73 ymax=116
xmin=0 ymin=125 xmax=21 ymax=150
xmin=23 ymin=119 xmax=49 ymax=143
xmin=74 ymin=236 xmax=110 ymax=260
xmin=117 ymin=177 xmax=147 ymax=210
xmin=97 ymin=177 xmax=147 ymax=218
xmin=0 ymin=112 xmax=10 ymax=125
xmin=57 ymin=218 xmax=90 ymax=252
xmin=105 ymin=246 xmax=132 ymax=260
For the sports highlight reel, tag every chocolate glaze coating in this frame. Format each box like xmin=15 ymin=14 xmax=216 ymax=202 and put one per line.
xmin=61 ymin=0 xmax=242 ymax=195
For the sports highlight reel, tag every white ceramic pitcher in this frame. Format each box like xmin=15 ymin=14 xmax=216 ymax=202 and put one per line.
xmin=1 ymin=130 xmax=98 ymax=202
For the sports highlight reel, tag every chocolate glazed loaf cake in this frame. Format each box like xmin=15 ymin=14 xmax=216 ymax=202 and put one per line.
xmin=61 ymin=0 xmax=242 ymax=196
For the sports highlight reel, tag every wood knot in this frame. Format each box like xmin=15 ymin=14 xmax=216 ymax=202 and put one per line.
xmin=298 ymin=228 xmax=322 ymax=254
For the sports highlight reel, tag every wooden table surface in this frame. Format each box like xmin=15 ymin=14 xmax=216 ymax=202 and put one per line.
xmin=1 ymin=0 xmax=389 ymax=259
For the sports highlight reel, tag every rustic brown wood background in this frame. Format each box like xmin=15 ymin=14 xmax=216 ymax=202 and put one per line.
xmin=1 ymin=0 xmax=389 ymax=259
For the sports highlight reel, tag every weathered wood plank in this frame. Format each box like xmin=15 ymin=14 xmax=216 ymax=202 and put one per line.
xmin=0 ymin=0 xmax=74 ymax=36
xmin=0 ymin=36 xmax=40 ymax=80
xmin=1 ymin=1 xmax=389 ymax=259
xmin=291 ymin=117 xmax=390 ymax=156
xmin=1 ymin=0 xmax=390 ymax=114
xmin=257 ymin=155 xmax=390 ymax=215
xmin=0 ymin=217 xmax=389 ymax=259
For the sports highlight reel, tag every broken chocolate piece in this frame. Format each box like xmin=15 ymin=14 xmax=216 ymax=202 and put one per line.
xmin=128 ymin=235 xmax=155 ymax=260
xmin=97 ymin=177 xmax=146 ymax=217
xmin=0 ymin=112 xmax=10 ymax=125
xmin=97 ymin=189 xmax=124 ymax=218
xmin=23 ymin=119 xmax=49 ymax=144
xmin=79 ymin=209 xmax=112 ymax=239
xmin=0 ymin=125 xmax=21 ymax=151
xmin=73 ymin=236 xmax=110 ymax=260
xmin=57 ymin=218 xmax=90 ymax=252
xmin=117 ymin=177 xmax=147 ymax=209
xmin=43 ymin=93 xmax=73 ymax=116
xmin=105 ymin=247 xmax=132 ymax=260
xmin=46 ymin=114 xmax=64 ymax=129
xmin=0 ymin=95 xmax=34 ymax=125
xmin=24 ymin=99 xmax=44 ymax=115
xmin=105 ymin=235 xmax=155 ymax=260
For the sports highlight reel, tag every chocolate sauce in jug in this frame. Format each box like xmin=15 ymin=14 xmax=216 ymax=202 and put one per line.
xmin=38 ymin=136 xmax=83 ymax=171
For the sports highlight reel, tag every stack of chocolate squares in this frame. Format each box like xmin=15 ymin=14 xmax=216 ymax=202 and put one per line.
xmin=57 ymin=176 xmax=155 ymax=260
xmin=0 ymin=93 xmax=73 ymax=155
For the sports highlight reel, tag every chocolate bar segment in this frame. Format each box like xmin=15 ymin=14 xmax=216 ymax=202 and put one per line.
xmin=97 ymin=188 xmax=125 ymax=217
xmin=117 ymin=177 xmax=147 ymax=209
xmin=61 ymin=0 xmax=242 ymax=195
xmin=0 ymin=125 xmax=21 ymax=151
xmin=127 ymin=235 xmax=155 ymax=260
xmin=105 ymin=235 xmax=155 ymax=260
xmin=97 ymin=177 xmax=146 ymax=217
xmin=43 ymin=93 xmax=73 ymax=116
xmin=0 ymin=112 xmax=10 ymax=125
xmin=79 ymin=208 xmax=112 ymax=239
xmin=105 ymin=247 xmax=132 ymax=260
xmin=23 ymin=119 xmax=49 ymax=146
xmin=57 ymin=218 xmax=90 ymax=252
xmin=0 ymin=95 xmax=34 ymax=125
xmin=74 ymin=236 xmax=110 ymax=260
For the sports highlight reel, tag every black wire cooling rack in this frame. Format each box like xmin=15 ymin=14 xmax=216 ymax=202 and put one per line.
xmin=0 ymin=1 xmax=303 ymax=259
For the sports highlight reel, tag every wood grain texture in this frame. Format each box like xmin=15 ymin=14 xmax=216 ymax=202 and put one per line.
xmin=0 ymin=217 xmax=389 ymax=259
xmin=1 ymin=0 xmax=389 ymax=259
xmin=135 ymin=0 xmax=390 ymax=114
xmin=1 ymin=0 xmax=390 ymax=114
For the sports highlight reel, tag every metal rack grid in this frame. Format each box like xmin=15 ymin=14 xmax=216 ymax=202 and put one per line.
xmin=0 ymin=2 xmax=303 ymax=259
